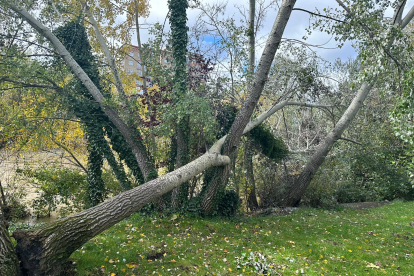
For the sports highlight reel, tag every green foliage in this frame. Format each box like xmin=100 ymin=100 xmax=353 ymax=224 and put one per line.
xmin=72 ymin=202 xmax=414 ymax=275
xmin=168 ymin=0 xmax=189 ymax=98
xmin=19 ymin=166 xmax=86 ymax=217
xmin=8 ymin=222 xmax=45 ymax=235
xmin=54 ymin=19 xmax=146 ymax=207
xmin=250 ymin=124 xmax=289 ymax=162
xmin=217 ymin=190 xmax=239 ymax=218
xmin=304 ymin=124 xmax=414 ymax=207
xmin=235 ymin=251 xmax=274 ymax=275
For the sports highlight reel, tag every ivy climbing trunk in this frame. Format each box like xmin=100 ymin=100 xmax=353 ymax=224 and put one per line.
xmin=168 ymin=0 xmax=190 ymax=208
xmin=0 ymin=215 xmax=21 ymax=276
xmin=7 ymin=3 xmax=156 ymax=181
xmin=200 ymin=0 xmax=296 ymax=215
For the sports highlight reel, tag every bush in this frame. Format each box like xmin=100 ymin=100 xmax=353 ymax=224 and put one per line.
xmin=217 ymin=190 xmax=239 ymax=217
xmin=19 ymin=166 xmax=87 ymax=217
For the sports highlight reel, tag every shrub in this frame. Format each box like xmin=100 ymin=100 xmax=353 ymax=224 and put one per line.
xmin=217 ymin=190 xmax=239 ymax=217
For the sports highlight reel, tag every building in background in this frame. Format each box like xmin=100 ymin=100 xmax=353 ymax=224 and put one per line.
xmin=121 ymin=45 xmax=209 ymax=89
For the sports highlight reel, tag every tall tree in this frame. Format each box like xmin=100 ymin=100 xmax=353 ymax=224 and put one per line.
xmin=168 ymin=0 xmax=191 ymax=208
xmin=282 ymin=0 xmax=414 ymax=206
xmin=0 ymin=1 xmax=296 ymax=274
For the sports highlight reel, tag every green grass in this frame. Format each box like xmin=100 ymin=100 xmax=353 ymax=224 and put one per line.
xmin=72 ymin=201 xmax=414 ymax=275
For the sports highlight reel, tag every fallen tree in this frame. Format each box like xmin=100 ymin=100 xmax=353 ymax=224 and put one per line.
xmin=0 ymin=0 xmax=296 ymax=274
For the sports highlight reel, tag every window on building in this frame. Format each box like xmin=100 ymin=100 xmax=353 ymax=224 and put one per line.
xmin=130 ymin=52 xmax=134 ymax=57
xmin=127 ymin=69 xmax=133 ymax=74
xmin=128 ymin=60 xmax=134 ymax=66
xmin=137 ymin=63 xmax=142 ymax=70
xmin=164 ymin=59 xmax=168 ymax=64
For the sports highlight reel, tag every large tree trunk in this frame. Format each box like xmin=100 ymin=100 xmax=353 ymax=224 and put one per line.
xmin=0 ymin=214 xmax=21 ymax=275
xmin=11 ymin=151 xmax=229 ymax=276
xmin=201 ymin=0 xmax=296 ymax=215
xmin=282 ymin=82 xmax=374 ymax=206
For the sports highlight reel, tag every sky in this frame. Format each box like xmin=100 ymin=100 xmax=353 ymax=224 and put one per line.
xmin=132 ymin=0 xmax=414 ymax=63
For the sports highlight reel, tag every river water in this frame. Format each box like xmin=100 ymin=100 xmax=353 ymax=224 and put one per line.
xmin=0 ymin=149 xmax=78 ymax=225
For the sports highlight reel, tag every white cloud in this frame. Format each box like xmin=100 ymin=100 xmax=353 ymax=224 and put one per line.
xmin=132 ymin=0 xmax=414 ymax=63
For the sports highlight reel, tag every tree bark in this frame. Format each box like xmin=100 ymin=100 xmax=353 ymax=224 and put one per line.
xmin=6 ymin=2 xmax=155 ymax=180
xmin=248 ymin=0 xmax=255 ymax=77
xmin=244 ymin=136 xmax=259 ymax=210
xmin=0 ymin=215 xmax=21 ymax=276
xmin=11 ymin=151 xmax=229 ymax=276
xmin=282 ymin=82 xmax=374 ymax=206
xmin=201 ymin=0 xmax=296 ymax=215
xmin=281 ymin=0 xmax=414 ymax=207
xmin=169 ymin=0 xmax=191 ymax=208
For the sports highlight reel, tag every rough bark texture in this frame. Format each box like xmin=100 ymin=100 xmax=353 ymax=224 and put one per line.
xmin=201 ymin=0 xmax=296 ymax=215
xmin=7 ymin=3 xmax=154 ymax=180
xmin=282 ymin=82 xmax=374 ymax=206
xmin=11 ymin=152 xmax=229 ymax=276
xmin=0 ymin=217 xmax=21 ymax=276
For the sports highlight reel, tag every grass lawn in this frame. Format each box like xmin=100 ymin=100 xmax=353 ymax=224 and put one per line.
xmin=71 ymin=201 xmax=414 ymax=275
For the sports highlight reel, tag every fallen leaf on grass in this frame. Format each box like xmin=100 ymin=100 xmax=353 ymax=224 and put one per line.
xmin=366 ymin=262 xmax=380 ymax=269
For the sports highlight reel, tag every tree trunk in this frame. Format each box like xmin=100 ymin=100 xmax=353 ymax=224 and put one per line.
xmin=6 ymin=3 xmax=156 ymax=181
xmin=169 ymin=0 xmax=190 ymax=208
xmin=11 ymin=151 xmax=229 ymax=276
xmin=0 ymin=215 xmax=21 ymax=276
xmin=244 ymin=137 xmax=259 ymax=210
xmin=248 ymin=0 xmax=255 ymax=77
xmin=282 ymin=82 xmax=374 ymax=206
xmin=201 ymin=0 xmax=296 ymax=215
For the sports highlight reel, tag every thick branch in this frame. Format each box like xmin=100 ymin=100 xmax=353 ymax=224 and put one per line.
xmin=80 ymin=1 xmax=129 ymax=106
xmin=223 ymin=0 xmax=296 ymax=156
xmin=401 ymin=4 xmax=414 ymax=28
xmin=13 ymin=151 xmax=229 ymax=275
xmin=6 ymin=2 xmax=154 ymax=179
xmin=293 ymin=8 xmax=345 ymax=23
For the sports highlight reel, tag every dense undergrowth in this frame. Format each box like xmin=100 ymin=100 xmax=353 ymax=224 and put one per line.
xmin=66 ymin=201 xmax=414 ymax=275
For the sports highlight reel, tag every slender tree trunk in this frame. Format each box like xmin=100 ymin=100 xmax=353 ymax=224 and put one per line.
xmin=245 ymin=0 xmax=258 ymax=211
xmin=282 ymin=82 xmax=374 ymax=206
xmin=248 ymin=0 xmax=255 ymax=77
xmin=201 ymin=0 xmax=296 ymax=215
xmin=7 ymin=3 xmax=156 ymax=181
xmin=244 ymin=137 xmax=259 ymax=210
xmin=135 ymin=0 xmax=148 ymax=91
xmin=0 ymin=212 xmax=21 ymax=276
xmin=281 ymin=0 xmax=414 ymax=207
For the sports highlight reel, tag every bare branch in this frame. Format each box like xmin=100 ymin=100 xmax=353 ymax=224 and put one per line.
xmin=339 ymin=137 xmax=362 ymax=145
xmin=293 ymin=8 xmax=345 ymax=23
